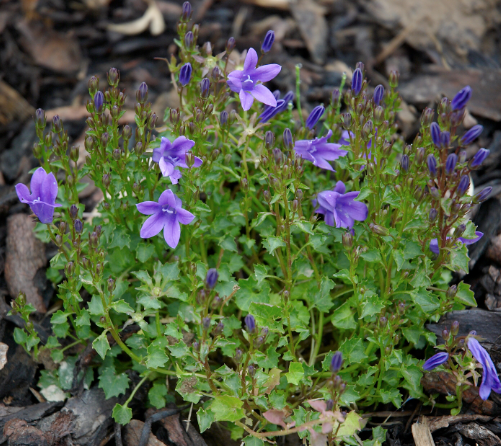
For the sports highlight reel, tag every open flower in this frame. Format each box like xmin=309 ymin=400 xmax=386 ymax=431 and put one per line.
xmin=429 ymin=231 xmax=483 ymax=254
xmin=152 ymin=136 xmax=202 ymax=184
xmin=315 ymin=181 xmax=368 ymax=229
xmin=467 ymin=337 xmax=501 ymax=400
xmin=136 ymin=189 xmax=194 ymax=249
xmin=293 ymin=130 xmax=348 ymax=171
xmin=15 ymin=167 xmax=61 ymax=224
xmin=423 ymin=352 xmax=449 ymax=371
xmin=227 ymin=48 xmax=281 ymax=111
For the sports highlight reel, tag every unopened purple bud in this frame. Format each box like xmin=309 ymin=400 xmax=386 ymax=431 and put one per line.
xmin=430 ymin=187 xmax=440 ymax=199
xmin=427 ymin=154 xmax=437 ymax=176
xmin=470 ymin=148 xmax=490 ymax=169
xmin=332 ymin=88 xmax=340 ymax=104
xmin=35 ymin=108 xmax=46 ymax=128
xmin=206 ymin=268 xmax=218 ymax=289
xmin=202 ymin=317 xmax=211 ymax=331
xmin=200 ymin=78 xmax=210 ymax=98
xmin=457 ymin=175 xmax=470 ymax=196
xmin=137 ymin=82 xmax=148 ymax=103
xmin=445 ymin=153 xmax=457 ymax=175
xmin=179 ymin=63 xmax=192 ymax=86
xmin=254 ymin=336 xmax=265 ymax=348
xmin=451 ymin=320 xmax=459 ymax=335
xmin=248 ymin=364 xmax=256 ymax=377
xmin=94 ymin=91 xmax=104 ymax=112
xmin=226 ymin=37 xmax=236 ymax=53
xmin=400 ymin=154 xmax=409 ymax=172
xmin=326 ymin=399 xmax=334 ymax=411
xmin=474 ymin=186 xmax=492 ymax=203
xmin=459 ymin=150 xmax=467 ymax=163
xmin=283 ymin=128 xmax=293 ymax=149
xmin=212 ymin=321 xmax=224 ymax=336
xmin=74 ymin=219 xmax=83 ymax=233
xmin=261 ymin=30 xmax=275 ymax=53
xmin=245 ymin=314 xmax=256 ymax=333
xmin=373 ymin=84 xmax=384 ymax=105
xmin=423 ymin=352 xmax=449 ymax=371
xmin=184 ymin=31 xmax=193 ymax=48
xmin=440 ymin=131 xmax=450 ymax=148
xmin=330 ymin=351 xmax=343 ymax=373
xmin=461 ymin=125 xmax=483 ymax=145
xmin=469 ymin=330 xmax=477 ymax=336
xmin=235 ymin=348 xmax=243 ymax=362
xmin=182 ymin=1 xmax=192 ymax=20
xmin=305 ymin=105 xmax=325 ymax=130
xmin=451 ymin=86 xmax=471 ymax=111
xmin=446 ymin=284 xmax=458 ymax=298
xmin=429 ymin=208 xmax=438 ymax=222
xmin=430 ymin=122 xmax=441 ymax=146
xmin=220 ymin=111 xmax=228 ymax=127
xmin=442 ymin=328 xmax=450 ymax=340
xmin=70 ymin=204 xmax=78 ymax=219
xmin=352 ymin=68 xmax=363 ymax=95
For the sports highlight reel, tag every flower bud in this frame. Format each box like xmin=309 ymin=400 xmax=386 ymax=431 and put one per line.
xmin=429 ymin=208 xmax=438 ymax=222
xmin=440 ymin=131 xmax=450 ymax=149
xmin=88 ymin=75 xmax=99 ymax=95
xmin=427 ymin=154 xmax=437 ymax=176
xmin=451 ymin=320 xmax=459 ymax=336
xmin=451 ymin=86 xmax=471 ymax=111
xmin=181 ymin=1 xmax=192 ymax=20
xmin=374 ymin=105 xmax=384 ymax=125
xmin=389 ymin=70 xmax=399 ymax=88
xmin=90 ymin=231 xmax=99 ymax=248
xmin=469 ymin=148 xmax=490 ymax=169
xmin=261 ymin=30 xmax=275 ymax=53
xmin=220 ymin=111 xmax=228 ymax=127
xmin=107 ymin=67 xmax=120 ymax=87
xmin=265 ymin=131 xmax=275 ymax=148
xmin=179 ymin=63 xmax=192 ymax=86
xmin=283 ymin=128 xmax=293 ymax=150
xmin=102 ymin=173 xmax=111 ymax=189
xmin=352 ymin=68 xmax=363 ymax=95
xmin=305 ymin=105 xmax=325 ymax=130
xmin=342 ymin=113 xmax=352 ymax=129
xmin=35 ymin=108 xmax=46 ymax=129
xmin=226 ymin=36 xmax=236 ymax=53
xmin=474 ymin=186 xmax=492 ymax=203
xmin=254 ymin=336 xmax=265 ymax=348
xmin=212 ymin=321 xmax=224 ymax=336
xmin=70 ymin=145 xmax=79 ymax=163
xmin=373 ymin=84 xmax=384 ymax=105
xmin=332 ymin=88 xmax=340 ymax=105
xmin=342 ymin=231 xmax=353 ymax=248
xmin=235 ymin=348 xmax=243 ymax=363
xmin=245 ymin=314 xmax=256 ymax=333
xmin=457 ymin=175 xmax=470 ymax=196
xmin=369 ymin=223 xmax=389 ymax=236
xmin=52 ymin=115 xmax=63 ymax=133
xmin=206 ymin=268 xmax=218 ymax=289
xmin=197 ymin=289 xmax=207 ymax=304
xmin=361 ymin=120 xmax=373 ymax=139
xmin=137 ymin=82 xmax=148 ymax=104
xmin=461 ymin=125 xmax=483 ymax=145
xmin=430 ymin=187 xmax=440 ymax=199
xmin=74 ymin=219 xmax=83 ymax=233
xmin=272 ymin=148 xmax=282 ymax=164
xmin=445 ymin=153 xmax=457 ymax=175
xmin=330 ymin=351 xmax=343 ymax=373
xmin=200 ymin=78 xmax=210 ymax=98
xmin=96 ymin=263 xmax=103 ymax=275
xmin=400 ymin=154 xmax=409 ymax=172
xmin=107 ymin=277 xmax=116 ymax=292
xmin=184 ymin=31 xmax=193 ymax=49
xmin=93 ymin=91 xmax=104 ymax=113
xmin=65 ymin=261 xmax=75 ymax=277
xmin=248 ymin=364 xmax=256 ymax=377
xmin=263 ymin=189 xmax=271 ymax=203
xmin=202 ymin=317 xmax=211 ymax=331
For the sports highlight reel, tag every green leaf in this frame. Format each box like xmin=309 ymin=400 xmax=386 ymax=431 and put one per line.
xmin=148 ymin=381 xmax=168 ymax=409
xmin=109 ymin=227 xmax=131 ymax=250
xmin=360 ymin=295 xmax=385 ymax=319
xmin=400 ymin=365 xmax=423 ymax=397
xmin=98 ymin=367 xmax=129 ymax=399
xmin=88 ymin=295 xmax=105 ymax=316
xmin=157 ymin=262 xmax=180 ymax=281
xmin=211 ymin=396 xmax=245 ymax=422
xmin=111 ymin=300 xmax=134 ymax=314
xmin=51 ymin=310 xmax=69 ymax=325
xmin=331 ymin=301 xmax=356 ymax=330
xmin=403 ymin=241 xmax=423 ymax=259
xmin=75 ymin=310 xmax=90 ymax=327
xmin=402 ymin=327 xmax=421 ymax=345
xmin=136 ymin=243 xmax=156 ymax=263
xmin=450 ymin=247 xmax=469 ymax=272
xmin=335 ymin=411 xmax=362 ymax=438
xmin=292 ymin=221 xmax=314 ymax=235
xmin=146 ymin=339 xmax=169 ymax=368
xmin=197 ymin=408 xmax=215 ymax=433
xmin=262 ymin=236 xmax=286 ymax=255
xmin=339 ymin=338 xmax=368 ymax=363
xmin=112 ymin=403 xmax=132 ymax=425
xmin=455 ymin=282 xmax=476 ymax=307
xmin=254 ymin=264 xmax=268 ymax=285
xmin=219 ymin=237 xmax=238 ymax=252
xmin=285 ymin=362 xmax=304 ymax=385
xmin=360 ymin=249 xmax=382 ymax=263
xmin=312 ymin=278 xmax=335 ymax=312
xmin=93 ymin=332 xmax=110 ymax=360
xmin=413 ymin=290 xmax=439 ymax=313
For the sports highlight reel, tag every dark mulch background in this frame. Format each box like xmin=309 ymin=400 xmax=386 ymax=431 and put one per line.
xmin=1 ymin=0 xmax=501 ymax=445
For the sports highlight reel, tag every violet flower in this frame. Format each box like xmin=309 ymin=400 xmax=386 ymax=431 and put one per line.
xmin=461 ymin=125 xmax=483 ymax=145
xmin=430 ymin=122 xmax=441 ymax=146
xmin=315 ymin=181 xmax=368 ymax=229
xmin=330 ymin=352 xmax=343 ymax=373
xmin=227 ymin=48 xmax=281 ymax=111
xmin=259 ymin=90 xmax=294 ymax=123
xmin=451 ymin=86 xmax=472 ymax=111
xmin=293 ymin=130 xmax=348 ymax=171
xmin=261 ymin=30 xmax=275 ymax=53
xmin=457 ymin=175 xmax=470 ymax=196
xmin=423 ymin=352 xmax=449 ymax=371
xmin=152 ymin=136 xmax=202 ymax=184
xmin=470 ymin=148 xmax=490 ymax=169
xmin=467 ymin=337 xmax=501 ymax=400
xmin=429 ymin=231 xmax=483 ymax=254
xmin=373 ymin=84 xmax=384 ymax=105
xmin=15 ymin=167 xmax=61 ymax=224
xmin=136 ymin=189 xmax=195 ymax=249
xmin=245 ymin=314 xmax=256 ymax=333
xmin=206 ymin=268 xmax=218 ymax=289
xmin=305 ymin=105 xmax=325 ymax=130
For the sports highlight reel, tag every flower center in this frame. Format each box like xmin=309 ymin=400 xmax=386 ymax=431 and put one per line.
xmin=32 ymin=197 xmax=41 ymax=203
xmin=167 ymin=156 xmax=180 ymax=164
xmin=242 ymin=75 xmax=254 ymax=91
xmin=162 ymin=205 xmax=176 ymax=214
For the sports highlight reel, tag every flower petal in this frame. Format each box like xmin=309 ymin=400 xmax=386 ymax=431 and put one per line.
xmin=159 ymin=137 xmax=172 ymax=152
xmin=311 ymin=155 xmax=334 ymax=171
xmin=333 ymin=181 xmax=346 ymax=194
xmin=458 ymin=231 xmax=483 ymax=245
xmin=32 ymin=202 xmax=55 ymax=224
xmin=193 ymin=156 xmax=203 ymax=168
xmin=30 ymin=167 xmax=47 ymax=198
xmin=176 ymin=208 xmax=195 ymax=225
xmin=324 ymin=211 xmax=335 ymax=227
xmin=251 ymin=84 xmax=277 ymax=107
xmin=158 ymin=189 xmax=177 ymax=207
xmin=136 ymin=201 xmax=161 ymax=215
xmin=429 ymin=239 xmax=439 ymax=254
xmin=15 ymin=183 xmax=33 ymax=203
xmin=140 ymin=213 xmax=166 ymax=238
xmin=159 ymin=158 xmax=175 ymax=177
xmin=244 ymin=48 xmax=258 ymax=72
xmin=253 ymin=64 xmax=282 ymax=82
xmin=169 ymin=170 xmax=182 ymax=184
xmin=152 ymin=147 xmax=164 ymax=163
xmin=171 ymin=136 xmax=195 ymax=154
xmin=164 ymin=215 xmax=181 ymax=248
xmin=239 ymin=90 xmax=254 ymax=111
xmin=40 ymin=172 xmax=58 ymax=204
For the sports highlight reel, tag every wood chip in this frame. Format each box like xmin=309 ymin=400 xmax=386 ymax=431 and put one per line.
xmin=5 ymin=214 xmax=47 ymax=313
xmin=0 ymin=80 xmax=35 ymax=126
xmin=459 ymin=423 xmax=501 ymax=446
xmin=411 ymin=417 xmax=435 ymax=446
xmin=0 ymin=343 xmax=7 ymax=371
xmin=107 ymin=0 xmax=166 ymax=36
xmin=124 ymin=419 xmax=167 ymax=446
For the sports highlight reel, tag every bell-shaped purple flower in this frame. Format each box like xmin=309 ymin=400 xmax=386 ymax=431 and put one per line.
xmin=429 ymin=231 xmax=483 ymax=255
xmin=445 ymin=153 xmax=457 ymax=175
xmin=293 ymin=130 xmax=348 ymax=171
xmin=352 ymin=68 xmax=363 ymax=95
xmin=330 ymin=351 xmax=343 ymax=373
xmin=305 ymin=105 xmax=325 ymax=130
xmin=451 ymin=86 xmax=472 ymax=111
xmin=206 ymin=268 xmax=218 ymax=289
xmin=227 ymin=48 xmax=281 ymax=111
xmin=245 ymin=314 xmax=256 ymax=333
xmin=430 ymin=122 xmax=441 ymax=146
xmin=457 ymin=175 xmax=470 ymax=196
xmin=373 ymin=84 xmax=384 ymax=105
xmin=261 ymin=30 xmax=275 ymax=53
xmin=423 ymin=352 xmax=449 ymax=371
xmin=427 ymin=154 xmax=437 ymax=176
xmin=467 ymin=337 xmax=501 ymax=400
xmin=136 ymin=189 xmax=195 ymax=249
xmin=152 ymin=136 xmax=202 ymax=184
xmin=315 ymin=181 xmax=368 ymax=229
xmin=15 ymin=167 xmax=62 ymax=224
xmin=179 ymin=63 xmax=192 ymax=86
xmin=461 ymin=125 xmax=483 ymax=145
xmin=470 ymin=148 xmax=490 ymax=169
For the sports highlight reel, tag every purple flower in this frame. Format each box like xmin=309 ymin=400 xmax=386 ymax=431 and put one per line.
xmin=461 ymin=125 xmax=483 ymax=145
xmin=261 ymin=30 xmax=275 ymax=53
xmin=206 ymin=268 xmax=218 ymax=289
xmin=430 ymin=122 xmax=441 ymax=146
xmin=315 ymin=181 xmax=368 ymax=229
xmin=245 ymin=314 xmax=256 ymax=333
xmin=467 ymin=337 xmax=501 ymax=400
xmin=136 ymin=189 xmax=195 ymax=249
xmin=451 ymin=86 xmax=472 ymax=110
xmin=445 ymin=153 xmax=457 ymax=175
xmin=400 ymin=154 xmax=409 ymax=172
xmin=475 ymin=186 xmax=492 ymax=202
xmin=15 ymin=167 xmax=61 ymax=224
xmin=305 ymin=105 xmax=325 ymax=130
xmin=227 ymin=48 xmax=281 ymax=111
xmin=352 ymin=68 xmax=363 ymax=95
xmin=179 ymin=63 xmax=192 ymax=86
xmin=427 ymin=154 xmax=437 ymax=176
xmin=259 ymin=91 xmax=293 ymax=123
xmin=429 ymin=231 xmax=483 ymax=254
xmin=373 ymin=84 xmax=384 ymax=105
xmin=423 ymin=352 xmax=449 ymax=371
xmin=330 ymin=351 xmax=343 ymax=373
xmin=293 ymin=130 xmax=348 ymax=171
xmin=457 ymin=175 xmax=470 ymax=196
xmin=470 ymin=148 xmax=490 ymax=169
xmin=440 ymin=131 xmax=450 ymax=148
xmin=152 ymin=136 xmax=202 ymax=184
xmin=94 ymin=91 xmax=104 ymax=112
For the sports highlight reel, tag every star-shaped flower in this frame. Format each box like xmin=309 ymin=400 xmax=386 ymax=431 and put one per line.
xmin=293 ymin=130 xmax=348 ymax=171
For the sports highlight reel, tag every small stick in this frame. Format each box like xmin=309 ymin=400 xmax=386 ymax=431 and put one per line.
xmin=138 ymin=406 xmax=190 ymax=446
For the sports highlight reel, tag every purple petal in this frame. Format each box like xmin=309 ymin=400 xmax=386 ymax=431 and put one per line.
xmin=158 ymin=189 xmax=177 ymax=207
xmin=30 ymin=167 xmax=47 ymax=198
xmin=239 ymin=90 xmax=254 ymax=111
xmin=251 ymin=84 xmax=277 ymax=107
xmin=177 ymin=208 xmax=195 ymax=225
xmin=253 ymin=64 xmax=282 ymax=82
xmin=324 ymin=212 xmax=335 ymax=227
xmin=244 ymin=48 xmax=258 ymax=72
xmin=15 ymin=183 xmax=33 ymax=203
xmin=159 ymin=158 xmax=175 ymax=177
xmin=40 ymin=172 xmax=58 ymax=205
xmin=314 ymin=144 xmax=348 ymax=161
xmin=193 ymin=156 xmax=203 ymax=168
xmin=458 ymin=231 xmax=483 ymax=245
xmin=317 ymin=191 xmax=337 ymax=210
xmin=164 ymin=215 xmax=181 ymax=248
xmin=311 ymin=155 xmax=334 ymax=171
xmin=171 ymin=136 xmax=195 ymax=154
xmin=333 ymin=181 xmax=346 ymax=194
xmin=423 ymin=352 xmax=449 ymax=371
xmin=169 ymin=170 xmax=182 ymax=184
xmin=333 ymin=208 xmax=354 ymax=229
xmin=337 ymin=197 xmax=368 ymax=222
xmin=136 ymin=201 xmax=161 ymax=215
xmin=140 ymin=213 xmax=166 ymax=238
xmin=227 ymin=77 xmax=242 ymax=93
xmin=32 ymin=202 xmax=55 ymax=224
xmin=159 ymin=137 xmax=172 ymax=153
xmin=152 ymin=147 xmax=164 ymax=163
xmin=429 ymin=239 xmax=439 ymax=254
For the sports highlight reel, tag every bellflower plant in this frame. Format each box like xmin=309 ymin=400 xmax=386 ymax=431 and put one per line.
xmin=12 ymin=5 xmax=498 ymax=445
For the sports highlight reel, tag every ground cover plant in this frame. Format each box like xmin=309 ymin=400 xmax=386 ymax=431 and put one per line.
xmin=9 ymin=3 xmax=499 ymax=445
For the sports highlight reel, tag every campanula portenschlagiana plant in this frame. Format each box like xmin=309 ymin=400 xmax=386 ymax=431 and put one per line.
xmin=11 ymin=3 xmax=500 ymax=444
